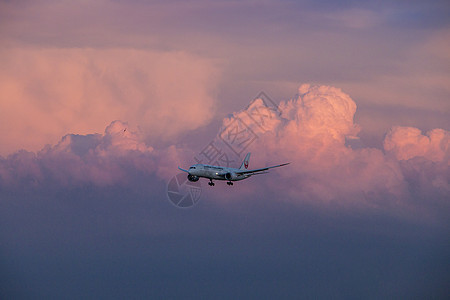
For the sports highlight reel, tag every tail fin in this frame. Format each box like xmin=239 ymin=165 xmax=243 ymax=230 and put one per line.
xmin=239 ymin=153 xmax=251 ymax=170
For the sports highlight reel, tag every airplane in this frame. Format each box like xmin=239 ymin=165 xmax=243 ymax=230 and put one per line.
xmin=178 ymin=153 xmax=289 ymax=186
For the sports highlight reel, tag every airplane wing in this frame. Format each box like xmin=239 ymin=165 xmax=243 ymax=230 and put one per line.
xmin=234 ymin=163 xmax=290 ymax=175
xmin=247 ymin=171 xmax=269 ymax=176
xmin=178 ymin=166 xmax=189 ymax=173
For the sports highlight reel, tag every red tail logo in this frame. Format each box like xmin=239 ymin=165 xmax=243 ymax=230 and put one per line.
xmin=244 ymin=161 xmax=248 ymax=169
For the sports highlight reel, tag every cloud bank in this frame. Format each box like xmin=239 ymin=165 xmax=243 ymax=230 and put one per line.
xmin=0 ymin=120 xmax=192 ymax=190
xmin=0 ymin=48 xmax=219 ymax=155
xmin=225 ymin=85 xmax=448 ymax=217
xmin=1 ymin=84 xmax=448 ymax=222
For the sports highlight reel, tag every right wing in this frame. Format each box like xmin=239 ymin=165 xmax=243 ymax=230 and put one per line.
xmin=235 ymin=162 xmax=290 ymax=175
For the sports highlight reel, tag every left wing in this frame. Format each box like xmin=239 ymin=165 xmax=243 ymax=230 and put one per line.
xmin=234 ymin=162 xmax=290 ymax=175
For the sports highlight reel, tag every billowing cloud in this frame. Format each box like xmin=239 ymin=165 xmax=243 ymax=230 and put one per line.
xmin=213 ymin=84 xmax=448 ymax=219
xmin=384 ymin=126 xmax=449 ymax=162
xmin=0 ymin=47 xmax=219 ymax=155
xmin=0 ymin=120 xmax=190 ymax=189
xmin=217 ymin=85 xmax=402 ymax=203
xmin=0 ymin=84 xmax=448 ymax=222
xmin=382 ymin=127 xmax=449 ymax=211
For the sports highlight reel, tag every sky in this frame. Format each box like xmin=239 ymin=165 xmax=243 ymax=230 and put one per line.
xmin=0 ymin=0 xmax=449 ymax=298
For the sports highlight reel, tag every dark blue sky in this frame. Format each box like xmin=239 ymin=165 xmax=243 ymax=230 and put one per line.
xmin=1 ymin=182 xmax=448 ymax=299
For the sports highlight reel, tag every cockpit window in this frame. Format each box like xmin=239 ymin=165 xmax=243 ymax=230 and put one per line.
xmin=189 ymin=166 xmax=196 ymax=169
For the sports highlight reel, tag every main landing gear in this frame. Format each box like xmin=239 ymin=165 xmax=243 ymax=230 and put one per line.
xmin=207 ymin=179 xmax=233 ymax=186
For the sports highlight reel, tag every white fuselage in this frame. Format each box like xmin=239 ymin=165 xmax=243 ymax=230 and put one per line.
xmin=188 ymin=164 xmax=249 ymax=181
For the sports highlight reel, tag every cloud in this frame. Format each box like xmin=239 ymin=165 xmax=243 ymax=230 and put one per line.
xmin=2 ymin=0 xmax=449 ymax=161
xmin=0 ymin=84 xmax=448 ymax=223
xmin=0 ymin=120 xmax=170 ymax=189
xmin=0 ymin=47 xmax=219 ymax=155
xmin=382 ymin=127 xmax=449 ymax=211
xmin=212 ymin=84 xmax=448 ymax=220
xmin=384 ymin=127 xmax=449 ymax=162
xmin=220 ymin=85 xmax=401 ymax=201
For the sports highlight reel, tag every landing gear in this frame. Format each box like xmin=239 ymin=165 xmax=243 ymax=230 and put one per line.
xmin=227 ymin=181 xmax=233 ymax=186
xmin=208 ymin=179 xmax=215 ymax=186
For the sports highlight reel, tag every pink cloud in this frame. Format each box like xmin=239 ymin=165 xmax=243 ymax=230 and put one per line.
xmin=226 ymin=86 xmax=402 ymax=201
xmin=384 ymin=127 xmax=449 ymax=162
xmin=0 ymin=84 xmax=447 ymax=222
xmin=0 ymin=121 xmax=155 ymax=188
xmin=0 ymin=48 xmax=219 ymax=155
xmin=211 ymin=84 xmax=448 ymax=219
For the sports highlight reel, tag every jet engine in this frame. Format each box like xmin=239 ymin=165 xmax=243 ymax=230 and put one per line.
xmin=225 ymin=172 xmax=238 ymax=181
xmin=187 ymin=174 xmax=199 ymax=182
